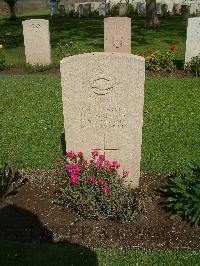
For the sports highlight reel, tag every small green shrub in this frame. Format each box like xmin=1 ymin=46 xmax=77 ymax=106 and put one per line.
xmin=184 ymin=55 xmax=200 ymax=76
xmin=144 ymin=44 xmax=176 ymax=72
xmin=0 ymin=45 xmax=6 ymax=71
xmin=0 ymin=162 xmax=16 ymax=200
xmin=161 ymin=166 xmax=200 ymax=225
xmin=181 ymin=4 xmax=190 ymax=17
xmin=54 ymin=150 xmax=137 ymax=221
xmin=125 ymin=1 xmax=136 ymax=17
xmin=109 ymin=3 xmax=120 ymax=16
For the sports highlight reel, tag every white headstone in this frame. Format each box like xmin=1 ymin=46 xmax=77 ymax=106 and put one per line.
xmin=104 ymin=17 xmax=131 ymax=53
xmin=22 ymin=19 xmax=51 ymax=65
xmin=60 ymin=52 xmax=145 ymax=188
xmin=185 ymin=17 xmax=200 ymax=63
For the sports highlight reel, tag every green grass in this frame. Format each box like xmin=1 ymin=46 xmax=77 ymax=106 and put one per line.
xmin=1 ymin=75 xmax=200 ymax=174
xmin=0 ymin=13 xmax=187 ymax=67
xmin=0 ymin=240 xmax=200 ymax=266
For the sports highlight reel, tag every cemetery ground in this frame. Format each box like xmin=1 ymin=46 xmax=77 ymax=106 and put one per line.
xmin=1 ymin=75 xmax=200 ymax=265
xmin=1 ymin=12 xmax=200 ymax=265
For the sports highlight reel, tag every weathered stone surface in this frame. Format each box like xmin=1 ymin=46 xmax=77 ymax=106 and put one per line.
xmin=185 ymin=17 xmax=200 ymax=63
xmin=22 ymin=19 xmax=51 ymax=65
xmin=104 ymin=17 xmax=131 ymax=53
xmin=60 ymin=52 xmax=145 ymax=188
xmin=79 ymin=3 xmax=91 ymax=17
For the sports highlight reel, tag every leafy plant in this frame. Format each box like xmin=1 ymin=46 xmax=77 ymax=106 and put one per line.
xmin=184 ymin=55 xmax=200 ymax=76
xmin=109 ymin=3 xmax=120 ymax=16
xmin=0 ymin=162 xmax=16 ymax=200
xmin=0 ymin=45 xmax=6 ymax=71
xmin=161 ymin=165 xmax=200 ymax=225
xmin=144 ymin=44 xmax=176 ymax=72
xmin=54 ymin=150 xmax=137 ymax=222
xmin=125 ymin=0 xmax=136 ymax=17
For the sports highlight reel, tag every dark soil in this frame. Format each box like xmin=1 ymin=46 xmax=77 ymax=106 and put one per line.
xmin=0 ymin=68 xmax=198 ymax=77
xmin=0 ymin=170 xmax=200 ymax=249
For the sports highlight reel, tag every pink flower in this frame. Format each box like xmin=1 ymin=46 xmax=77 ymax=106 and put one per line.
xmin=82 ymin=160 xmax=88 ymax=166
xmin=66 ymin=151 xmax=76 ymax=159
xmin=105 ymin=160 xmax=112 ymax=168
xmin=112 ymin=161 xmax=120 ymax=169
xmin=98 ymin=179 xmax=107 ymax=186
xmin=77 ymin=151 xmax=83 ymax=158
xmin=99 ymin=154 xmax=105 ymax=161
xmin=70 ymin=174 xmax=78 ymax=185
xmin=102 ymin=187 xmax=110 ymax=193
xmin=95 ymin=159 xmax=103 ymax=168
xmin=123 ymin=170 xmax=129 ymax=177
xmin=88 ymin=175 xmax=95 ymax=183
xmin=92 ymin=150 xmax=99 ymax=157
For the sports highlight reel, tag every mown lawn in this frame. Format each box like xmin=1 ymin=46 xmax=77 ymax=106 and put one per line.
xmin=0 ymin=240 xmax=200 ymax=266
xmin=1 ymin=75 xmax=200 ymax=173
xmin=0 ymin=13 xmax=187 ymax=67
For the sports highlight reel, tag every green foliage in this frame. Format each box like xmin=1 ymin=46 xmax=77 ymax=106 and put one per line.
xmin=161 ymin=166 xmax=200 ymax=225
xmin=184 ymin=55 xmax=200 ymax=76
xmin=0 ymin=162 xmax=16 ymax=199
xmin=0 ymin=46 xmax=6 ymax=70
xmin=181 ymin=4 xmax=190 ymax=16
xmin=54 ymin=151 xmax=137 ymax=221
xmin=125 ymin=1 xmax=136 ymax=17
xmin=56 ymin=41 xmax=98 ymax=60
xmin=145 ymin=44 xmax=176 ymax=72
xmin=109 ymin=3 xmax=120 ymax=16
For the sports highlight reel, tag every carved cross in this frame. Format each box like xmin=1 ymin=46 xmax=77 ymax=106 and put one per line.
xmin=92 ymin=134 xmax=118 ymax=155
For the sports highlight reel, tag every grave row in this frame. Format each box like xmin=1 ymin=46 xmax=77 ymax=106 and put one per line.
xmin=22 ymin=16 xmax=200 ymax=66
xmin=74 ymin=1 xmax=200 ymax=17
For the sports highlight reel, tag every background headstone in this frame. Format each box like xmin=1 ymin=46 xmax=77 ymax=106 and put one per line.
xmin=190 ymin=3 xmax=198 ymax=15
xmin=161 ymin=4 xmax=168 ymax=17
xmin=119 ymin=3 xmax=127 ymax=16
xmin=185 ymin=17 xmax=200 ymax=63
xmin=22 ymin=19 xmax=51 ymax=65
xmin=60 ymin=52 xmax=145 ymax=188
xmin=104 ymin=17 xmax=131 ymax=53
xmin=137 ymin=2 xmax=146 ymax=16
xmin=99 ymin=3 xmax=106 ymax=16
xmin=156 ymin=3 xmax=161 ymax=15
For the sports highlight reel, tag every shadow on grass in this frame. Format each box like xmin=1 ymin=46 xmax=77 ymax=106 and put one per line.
xmin=61 ymin=132 xmax=66 ymax=156
xmin=0 ymin=205 xmax=99 ymax=266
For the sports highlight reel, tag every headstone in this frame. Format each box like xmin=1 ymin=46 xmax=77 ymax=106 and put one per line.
xmin=60 ymin=52 xmax=145 ymax=188
xmin=161 ymin=4 xmax=168 ymax=17
xmin=66 ymin=0 xmax=73 ymax=15
xmin=99 ymin=3 xmax=106 ymax=16
xmin=137 ymin=2 xmax=146 ymax=16
xmin=166 ymin=0 xmax=173 ymax=13
xmin=22 ymin=19 xmax=51 ymax=65
xmin=79 ymin=3 xmax=91 ymax=17
xmin=104 ymin=17 xmax=131 ymax=53
xmin=190 ymin=3 xmax=198 ymax=15
xmin=173 ymin=3 xmax=181 ymax=15
xmin=91 ymin=2 xmax=100 ymax=12
xmin=119 ymin=3 xmax=126 ymax=16
xmin=185 ymin=17 xmax=200 ymax=63
xmin=156 ymin=3 xmax=161 ymax=15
